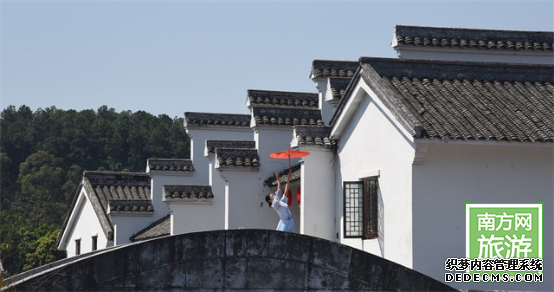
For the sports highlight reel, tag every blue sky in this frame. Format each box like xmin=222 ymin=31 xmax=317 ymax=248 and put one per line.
xmin=2 ymin=1 xmax=553 ymax=118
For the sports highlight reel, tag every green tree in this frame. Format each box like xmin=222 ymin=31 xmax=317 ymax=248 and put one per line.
xmin=23 ymin=228 xmax=65 ymax=271
xmin=17 ymin=151 xmax=66 ymax=226
xmin=1 ymin=153 xmax=15 ymax=208
xmin=0 ymin=105 xmax=190 ymax=275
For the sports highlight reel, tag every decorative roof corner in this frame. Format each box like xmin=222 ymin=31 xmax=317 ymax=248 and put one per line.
xmin=311 ymin=60 xmax=359 ymax=79
xmin=147 ymin=158 xmax=195 ymax=173
xmin=108 ymin=199 xmax=154 ymax=215
xmin=328 ymin=77 xmax=353 ymax=103
xmin=294 ymin=126 xmax=336 ymax=149
xmin=252 ymin=107 xmax=323 ymax=127
xmin=184 ymin=112 xmax=251 ymax=128
xmin=247 ymin=89 xmax=318 ymax=109
xmin=205 ymin=140 xmax=256 ymax=155
xmin=163 ymin=185 xmax=214 ymax=204
xmin=393 ymin=25 xmax=554 ymax=52
xmin=215 ymin=148 xmax=260 ymax=170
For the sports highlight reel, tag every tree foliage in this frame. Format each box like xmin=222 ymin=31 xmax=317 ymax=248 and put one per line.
xmin=0 ymin=105 xmax=190 ymax=276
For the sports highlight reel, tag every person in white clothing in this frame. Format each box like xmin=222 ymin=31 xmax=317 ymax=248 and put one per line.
xmin=265 ymin=172 xmax=294 ymax=232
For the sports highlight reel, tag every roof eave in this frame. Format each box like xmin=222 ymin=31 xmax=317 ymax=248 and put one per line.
xmin=130 ymin=214 xmax=171 ymax=242
xmin=108 ymin=211 xmax=154 ymax=217
xmin=57 ymin=184 xmax=84 ymax=250
xmin=328 ymin=68 xmax=362 ymax=139
xmin=148 ymin=170 xmax=194 ymax=177
xmin=185 ymin=124 xmax=253 ymax=132
xmin=164 ymin=198 xmax=214 ymax=204
xmin=329 ymin=63 xmax=419 ymax=140
xmin=358 ymin=63 xmax=419 ymax=136
xmin=215 ymin=165 xmax=260 ymax=172
xmin=82 ymin=177 xmax=114 ymax=241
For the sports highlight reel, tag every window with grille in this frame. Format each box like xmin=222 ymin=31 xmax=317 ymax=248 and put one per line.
xmin=344 ymin=182 xmax=364 ymax=237
xmin=343 ymin=177 xmax=379 ymax=239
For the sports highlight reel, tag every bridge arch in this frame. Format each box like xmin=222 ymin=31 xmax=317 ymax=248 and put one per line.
xmin=5 ymin=230 xmax=455 ymax=291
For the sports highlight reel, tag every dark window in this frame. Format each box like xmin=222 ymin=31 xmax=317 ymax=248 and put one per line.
xmin=363 ymin=177 xmax=379 ymax=239
xmin=75 ymin=239 xmax=81 ymax=255
xmin=344 ymin=182 xmax=364 ymax=237
xmin=343 ymin=177 xmax=379 ymax=239
xmin=92 ymin=236 xmax=98 ymax=251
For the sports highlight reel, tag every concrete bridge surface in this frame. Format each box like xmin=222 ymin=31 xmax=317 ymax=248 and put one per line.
xmin=4 ymin=229 xmax=456 ymax=291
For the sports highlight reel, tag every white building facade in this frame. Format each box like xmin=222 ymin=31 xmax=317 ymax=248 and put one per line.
xmin=59 ymin=25 xmax=553 ymax=291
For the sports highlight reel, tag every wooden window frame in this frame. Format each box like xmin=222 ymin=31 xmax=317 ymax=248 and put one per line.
xmin=363 ymin=177 xmax=378 ymax=239
xmin=343 ymin=177 xmax=379 ymax=239
xmin=343 ymin=181 xmax=364 ymax=238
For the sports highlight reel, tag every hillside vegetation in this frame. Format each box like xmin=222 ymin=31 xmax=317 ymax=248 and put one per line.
xmin=0 ymin=105 xmax=190 ymax=276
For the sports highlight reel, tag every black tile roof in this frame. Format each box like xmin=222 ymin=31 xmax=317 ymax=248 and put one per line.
xmin=295 ymin=126 xmax=336 ymax=149
xmin=215 ymin=148 xmax=260 ymax=168
xmin=206 ymin=140 xmax=256 ymax=153
xmin=263 ymin=163 xmax=301 ymax=187
xmin=148 ymin=158 xmax=195 ymax=172
xmin=78 ymin=171 xmax=153 ymax=240
xmin=394 ymin=25 xmax=554 ymax=51
xmin=184 ymin=112 xmax=251 ymax=127
xmin=163 ymin=185 xmax=214 ymax=201
xmin=336 ymin=57 xmax=554 ymax=142
xmin=311 ymin=60 xmax=359 ymax=78
xmin=253 ymin=107 xmax=324 ymax=127
xmin=247 ymin=90 xmax=318 ymax=109
xmin=109 ymin=200 xmax=153 ymax=213
xmin=130 ymin=215 xmax=170 ymax=242
xmin=85 ymin=171 xmax=151 ymax=190
xmin=329 ymin=78 xmax=353 ymax=100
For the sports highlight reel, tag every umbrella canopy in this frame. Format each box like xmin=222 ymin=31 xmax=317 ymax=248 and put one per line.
xmin=269 ymin=149 xmax=310 ymax=159
xmin=269 ymin=149 xmax=310 ymax=169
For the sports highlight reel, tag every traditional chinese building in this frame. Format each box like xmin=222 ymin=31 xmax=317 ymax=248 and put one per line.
xmin=57 ymin=25 xmax=553 ymax=291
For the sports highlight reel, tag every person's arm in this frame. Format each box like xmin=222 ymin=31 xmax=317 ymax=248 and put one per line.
xmin=275 ymin=172 xmax=281 ymax=192
xmin=282 ymin=171 xmax=292 ymax=200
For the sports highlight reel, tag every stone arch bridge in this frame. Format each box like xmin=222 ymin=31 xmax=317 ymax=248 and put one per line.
xmin=4 ymin=230 xmax=456 ymax=291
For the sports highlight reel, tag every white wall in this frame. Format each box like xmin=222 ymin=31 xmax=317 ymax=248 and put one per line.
xmin=334 ymin=86 xmax=416 ymax=268
xmin=169 ymin=126 xmax=294 ymax=236
xmin=394 ymin=46 xmax=554 ymax=65
xmin=111 ymin=214 xmax=158 ymax=245
xmin=186 ymin=128 xmax=253 ymax=184
xmin=149 ymin=173 xmax=189 ymax=218
xmin=219 ymin=169 xmax=277 ymax=230
xmin=63 ymin=189 xmax=108 ymax=257
xmin=207 ymin=156 xmax=227 ymax=228
xmin=300 ymin=149 xmax=335 ymax=241
xmin=255 ymin=127 xmax=296 ymax=177
xmin=312 ymin=77 xmax=335 ymax=125
xmin=169 ymin=200 xmax=225 ymax=235
xmin=412 ymin=142 xmax=554 ymax=291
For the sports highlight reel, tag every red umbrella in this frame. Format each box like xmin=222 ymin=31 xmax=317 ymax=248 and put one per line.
xmin=269 ymin=148 xmax=310 ymax=170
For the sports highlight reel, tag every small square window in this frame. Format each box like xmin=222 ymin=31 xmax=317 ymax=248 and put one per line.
xmin=75 ymin=239 xmax=81 ymax=255
xmin=92 ymin=236 xmax=98 ymax=251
